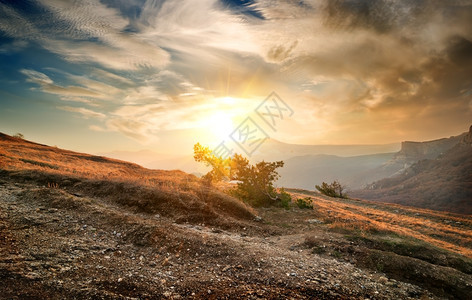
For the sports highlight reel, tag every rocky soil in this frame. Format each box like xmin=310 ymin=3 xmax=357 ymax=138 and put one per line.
xmin=0 ymin=177 xmax=453 ymax=300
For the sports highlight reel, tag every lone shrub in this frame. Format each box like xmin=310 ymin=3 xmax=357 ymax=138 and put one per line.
xmin=230 ymin=154 xmax=284 ymax=207
xmin=315 ymin=181 xmax=347 ymax=198
xmin=13 ymin=133 xmax=24 ymax=139
xmin=193 ymin=143 xmax=285 ymax=207
xmin=296 ymin=197 xmax=313 ymax=209
xmin=278 ymin=188 xmax=292 ymax=209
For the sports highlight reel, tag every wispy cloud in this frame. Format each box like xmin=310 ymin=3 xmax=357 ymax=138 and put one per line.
xmin=21 ymin=69 xmax=104 ymax=101
xmin=2 ymin=0 xmax=472 ymax=144
xmin=57 ymin=105 xmax=105 ymax=119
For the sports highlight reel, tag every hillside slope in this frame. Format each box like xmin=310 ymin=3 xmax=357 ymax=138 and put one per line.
xmin=0 ymin=132 xmax=254 ymax=226
xmin=1 ymin=133 xmax=472 ymax=299
xmin=277 ymin=131 xmax=466 ymax=190
xmin=352 ymin=126 xmax=472 ymax=214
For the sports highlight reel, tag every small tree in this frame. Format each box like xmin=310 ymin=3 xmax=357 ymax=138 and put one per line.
xmin=13 ymin=133 xmax=24 ymax=139
xmin=193 ymin=143 xmax=285 ymax=207
xmin=231 ymin=154 xmax=284 ymax=207
xmin=315 ymin=180 xmax=347 ymax=198
xmin=193 ymin=143 xmax=231 ymax=183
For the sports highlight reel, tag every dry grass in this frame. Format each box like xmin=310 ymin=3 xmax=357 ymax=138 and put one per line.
xmin=289 ymin=190 xmax=472 ymax=258
xmin=0 ymin=133 xmax=192 ymax=185
xmin=0 ymin=133 xmax=255 ymax=227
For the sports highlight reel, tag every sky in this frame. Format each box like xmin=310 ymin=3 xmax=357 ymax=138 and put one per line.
xmin=0 ymin=0 xmax=471 ymax=156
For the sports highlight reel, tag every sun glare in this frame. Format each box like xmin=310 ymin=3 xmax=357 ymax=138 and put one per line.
xmin=205 ymin=111 xmax=235 ymax=142
xmin=219 ymin=96 xmax=237 ymax=105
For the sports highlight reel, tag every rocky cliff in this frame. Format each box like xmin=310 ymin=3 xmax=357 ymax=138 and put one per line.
xmin=459 ymin=125 xmax=472 ymax=145
xmin=353 ymin=124 xmax=472 ymax=214
xmin=394 ymin=133 xmax=466 ymax=162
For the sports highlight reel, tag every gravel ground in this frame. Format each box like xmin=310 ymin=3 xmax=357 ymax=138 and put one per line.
xmin=0 ymin=180 xmax=437 ymax=299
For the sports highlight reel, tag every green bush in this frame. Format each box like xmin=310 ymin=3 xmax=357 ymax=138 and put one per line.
xmin=194 ymin=143 xmax=285 ymax=207
xmin=278 ymin=188 xmax=292 ymax=209
xmin=315 ymin=180 xmax=347 ymax=198
xmin=296 ymin=197 xmax=313 ymax=209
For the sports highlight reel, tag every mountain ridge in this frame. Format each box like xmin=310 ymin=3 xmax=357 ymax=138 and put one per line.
xmin=352 ymin=125 xmax=472 ymax=214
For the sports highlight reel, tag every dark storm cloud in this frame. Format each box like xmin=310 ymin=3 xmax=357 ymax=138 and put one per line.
xmin=447 ymin=36 xmax=472 ymax=65
xmin=290 ymin=0 xmax=472 ymax=111
xmin=321 ymin=0 xmax=427 ymax=33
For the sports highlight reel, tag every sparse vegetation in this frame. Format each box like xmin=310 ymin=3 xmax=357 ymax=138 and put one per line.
xmin=315 ymin=180 xmax=347 ymax=198
xmin=289 ymin=188 xmax=472 ymax=258
xmin=2 ymin=132 xmax=472 ymax=299
xmin=193 ymin=143 xmax=285 ymax=207
xmin=13 ymin=132 xmax=24 ymax=139
xmin=229 ymin=154 xmax=284 ymax=207
xmin=296 ymin=197 xmax=313 ymax=209
xmin=193 ymin=143 xmax=231 ymax=183
xmin=278 ymin=188 xmax=292 ymax=209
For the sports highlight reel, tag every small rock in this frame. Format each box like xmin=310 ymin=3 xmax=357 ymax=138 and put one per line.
xmin=254 ymin=216 xmax=262 ymax=222
xmin=379 ymin=276 xmax=388 ymax=284
xmin=162 ymin=258 xmax=171 ymax=266
xmin=25 ymin=272 xmax=40 ymax=280
xmin=307 ymin=219 xmax=323 ymax=224
xmin=222 ymin=265 xmax=231 ymax=272
xmin=163 ymin=291 xmax=172 ymax=297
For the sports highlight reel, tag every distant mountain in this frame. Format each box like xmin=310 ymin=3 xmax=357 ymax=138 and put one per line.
xmin=277 ymin=130 xmax=467 ymax=191
xmin=352 ymin=125 xmax=472 ymax=214
xmin=388 ymin=133 xmax=466 ymax=172
xmin=252 ymin=139 xmax=400 ymax=162
xmin=277 ymin=153 xmax=395 ymax=190
xmin=100 ymin=140 xmax=401 ymax=176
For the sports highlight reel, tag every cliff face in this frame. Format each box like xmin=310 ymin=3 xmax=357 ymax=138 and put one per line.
xmin=459 ymin=125 xmax=472 ymax=145
xmin=353 ymin=125 xmax=472 ymax=214
xmin=394 ymin=133 xmax=466 ymax=162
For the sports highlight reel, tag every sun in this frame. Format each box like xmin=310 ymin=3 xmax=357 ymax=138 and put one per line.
xmin=197 ymin=96 xmax=250 ymax=144
xmin=205 ymin=110 xmax=235 ymax=142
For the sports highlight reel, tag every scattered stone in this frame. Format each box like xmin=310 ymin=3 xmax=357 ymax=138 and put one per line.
xmin=222 ymin=265 xmax=231 ymax=272
xmin=378 ymin=276 xmax=388 ymax=284
xmin=307 ymin=219 xmax=323 ymax=224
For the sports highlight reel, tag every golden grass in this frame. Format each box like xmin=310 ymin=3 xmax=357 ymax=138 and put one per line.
xmin=0 ymin=134 xmax=195 ymax=189
xmin=291 ymin=192 xmax=472 ymax=258
xmin=0 ymin=133 xmax=255 ymax=224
